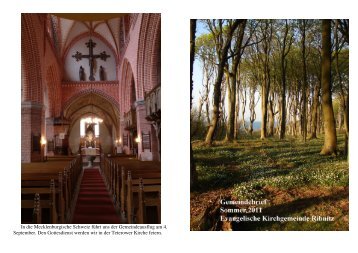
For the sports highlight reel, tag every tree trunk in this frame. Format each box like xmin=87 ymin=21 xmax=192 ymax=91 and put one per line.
xmin=191 ymin=99 xmax=204 ymax=138
xmin=204 ymin=65 xmax=211 ymax=126
xmin=202 ymin=65 xmax=210 ymax=127
xmin=205 ymin=20 xmax=242 ymax=145
xmin=309 ymin=81 xmax=320 ymax=139
xmin=344 ymin=93 xmax=349 ymax=156
xmin=205 ymin=65 xmax=224 ymax=144
xmin=259 ymin=21 xmax=272 ymax=140
xmin=301 ymin=20 xmax=308 ymax=142
xmin=320 ymin=19 xmax=337 ymax=155
xmin=220 ymin=80 xmax=228 ymax=140
xmin=338 ymin=105 xmax=344 ymax=131
xmin=268 ymin=98 xmax=274 ymax=136
xmin=261 ymin=82 xmax=268 ymax=139
xmin=279 ymin=20 xmax=292 ymax=140
xmin=279 ymin=70 xmax=286 ymax=139
xmin=234 ymin=70 xmax=241 ymax=139
xmin=226 ymin=21 xmax=246 ymax=142
xmin=335 ymin=19 xmax=349 ymax=156
xmin=226 ymin=70 xmax=235 ymax=141
xmin=293 ymin=94 xmax=298 ymax=137
xmin=261 ymin=64 xmax=271 ymax=140
xmin=190 ymin=19 xmax=196 ymax=110
xmin=260 ymin=66 xmax=271 ymax=140
xmin=205 ymin=100 xmax=210 ymax=126
xmin=249 ymin=86 xmax=256 ymax=135
xmin=190 ymin=19 xmax=197 ymax=188
xmin=241 ymin=87 xmax=248 ymax=133
xmin=318 ymin=102 xmax=322 ymax=134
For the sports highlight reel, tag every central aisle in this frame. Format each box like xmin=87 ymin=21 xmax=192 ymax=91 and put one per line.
xmin=72 ymin=168 xmax=121 ymax=224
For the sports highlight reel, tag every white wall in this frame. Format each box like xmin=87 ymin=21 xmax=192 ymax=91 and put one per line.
xmin=64 ymin=36 xmax=117 ymax=81
xmin=99 ymin=123 xmax=113 ymax=154
xmin=68 ymin=118 xmax=81 ymax=154
xmin=68 ymin=118 xmax=113 ymax=154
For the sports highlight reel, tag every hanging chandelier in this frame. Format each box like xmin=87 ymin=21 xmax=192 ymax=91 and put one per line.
xmin=82 ymin=117 xmax=103 ymax=124
xmin=85 ymin=96 xmax=103 ymax=124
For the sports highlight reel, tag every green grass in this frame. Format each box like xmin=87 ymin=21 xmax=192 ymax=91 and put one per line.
xmin=191 ymin=133 xmax=349 ymax=231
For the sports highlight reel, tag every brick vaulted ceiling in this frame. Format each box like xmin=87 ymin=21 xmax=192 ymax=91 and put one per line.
xmin=45 ymin=14 xmax=128 ymax=127
xmin=63 ymin=92 xmax=120 ymax=130
xmin=49 ymin=13 xmax=129 ymax=63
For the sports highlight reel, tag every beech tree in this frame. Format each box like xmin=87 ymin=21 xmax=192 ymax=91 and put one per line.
xmin=309 ymin=44 xmax=322 ymax=139
xmin=256 ymin=20 xmax=273 ymax=140
xmin=191 ymin=19 xmax=348 ymax=156
xmin=277 ymin=19 xmax=293 ymax=139
xmin=196 ymin=33 xmax=216 ymax=127
xmin=204 ymin=19 xmax=243 ymax=145
xmin=334 ymin=19 xmax=349 ymax=155
xmin=320 ymin=19 xmax=337 ymax=155
xmin=299 ymin=20 xmax=309 ymax=142
xmin=225 ymin=20 xmax=247 ymax=142
xmin=243 ymin=46 xmax=260 ymax=136
xmin=190 ymin=19 xmax=197 ymax=187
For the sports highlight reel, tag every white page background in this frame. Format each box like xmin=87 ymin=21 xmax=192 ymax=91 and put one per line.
xmin=1 ymin=0 xmax=357 ymax=252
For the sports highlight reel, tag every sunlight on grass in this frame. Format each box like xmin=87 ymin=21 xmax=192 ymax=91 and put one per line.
xmin=191 ymin=133 xmax=349 ymax=231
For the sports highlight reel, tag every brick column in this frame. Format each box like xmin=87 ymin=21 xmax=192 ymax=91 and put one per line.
xmin=118 ymin=117 xmax=128 ymax=154
xmin=135 ymin=100 xmax=153 ymax=161
xmin=151 ymin=123 xmax=160 ymax=161
xmin=21 ymin=101 xmax=45 ymax=162
xmin=46 ymin=117 xmax=54 ymax=156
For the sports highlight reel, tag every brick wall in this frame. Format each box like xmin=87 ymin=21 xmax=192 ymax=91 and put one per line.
xmin=21 ymin=14 xmax=43 ymax=104
xmin=118 ymin=13 xmax=161 ymax=161
xmin=21 ymin=102 xmax=44 ymax=162
xmin=61 ymin=81 xmax=120 ymax=107
xmin=136 ymin=13 xmax=161 ymax=98
xmin=22 ymin=14 xmax=46 ymax=162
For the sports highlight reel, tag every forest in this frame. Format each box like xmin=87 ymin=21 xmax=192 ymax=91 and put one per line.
xmin=190 ymin=19 xmax=349 ymax=231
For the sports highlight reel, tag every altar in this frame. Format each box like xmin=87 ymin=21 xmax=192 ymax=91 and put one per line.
xmin=80 ymin=121 xmax=102 ymax=167
xmin=81 ymin=147 xmax=100 ymax=167
xmin=83 ymin=147 xmax=98 ymax=156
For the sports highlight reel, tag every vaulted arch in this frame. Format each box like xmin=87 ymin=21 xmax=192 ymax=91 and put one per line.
xmin=120 ymin=59 xmax=136 ymax=113
xmin=63 ymin=91 xmax=120 ymax=155
xmin=63 ymin=89 xmax=120 ymax=124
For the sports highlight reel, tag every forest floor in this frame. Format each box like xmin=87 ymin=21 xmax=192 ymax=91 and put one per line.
xmin=190 ymin=132 xmax=349 ymax=231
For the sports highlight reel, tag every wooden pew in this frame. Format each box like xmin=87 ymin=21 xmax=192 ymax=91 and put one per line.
xmin=21 ymin=193 xmax=41 ymax=224
xmin=137 ymin=180 xmax=161 ymax=224
xmin=33 ymin=193 xmax=41 ymax=224
xmin=21 ymin=156 xmax=82 ymax=223
xmin=126 ymin=173 xmax=161 ymax=224
xmin=46 ymin=155 xmax=76 ymax=162
xmin=21 ymin=180 xmax=58 ymax=224
xmin=22 ymin=171 xmax=73 ymax=222
xmin=22 ymin=175 xmax=64 ymax=223
xmin=120 ymin=167 xmax=160 ymax=214
xmin=100 ymin=156 xmax=161 ymax=222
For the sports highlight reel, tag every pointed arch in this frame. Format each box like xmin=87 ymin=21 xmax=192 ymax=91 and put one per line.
xmin=63 ymin=88 xmax=119 ymax=113
xmin=120 ymin=58 xmax=136 ymax=114
xmin=63 ymin=89 xmax=120 ymax=141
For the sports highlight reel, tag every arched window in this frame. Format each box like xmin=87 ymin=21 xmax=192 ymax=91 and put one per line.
xmin=80 ymin=117 xmax=103 ymax=137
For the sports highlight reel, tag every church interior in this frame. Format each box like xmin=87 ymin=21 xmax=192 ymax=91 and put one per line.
xmin=21 ymin=13 xmax=161 ymax=224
